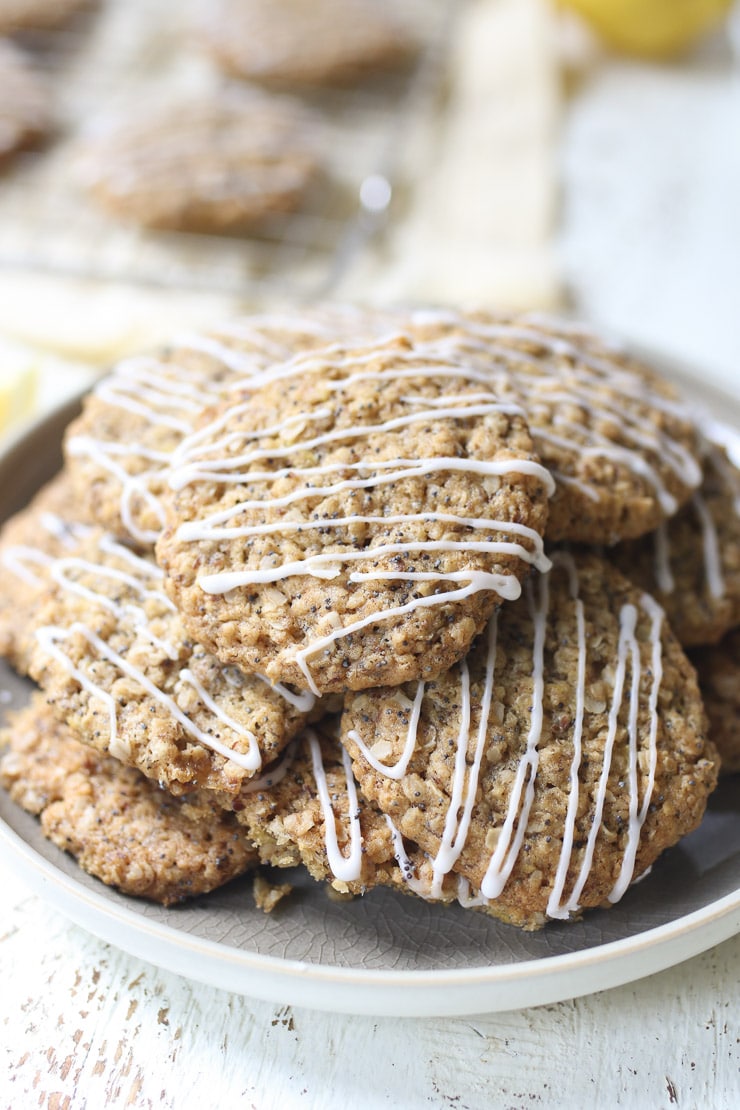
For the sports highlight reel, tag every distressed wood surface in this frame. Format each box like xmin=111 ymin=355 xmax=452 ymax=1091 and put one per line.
xmin=1 ymin=859 xmax=738 ymax=1109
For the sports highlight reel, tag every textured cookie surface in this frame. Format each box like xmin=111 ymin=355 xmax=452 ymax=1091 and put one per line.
xmin=691 ymin=629 xmax=740 ymax=774
xmin=202 ymin=0 xmax=418 ymax=88
xmin=64 ymin=306 xmax=400 ymax=544
xmin=342 ymin=551 xmax=718 ymax=929
xmin=79 ymin=88 xmax=324 ymax=232
xmin=407 ymin=309 xmax=704 ymax=544
xmin=0 ymin=41 xmax=49 ymax=164
xmin=157 ymin=334 xmax=553 ymax=695
xmin=612 ymin=444 xmax=740 ymax=647
xmin=0 ymin=471 xmax=88 ymax=671
xmin=28 ymin=530 xmax=312 ymax=797
xmin=0 ymin=696 xmax=258 ymax=904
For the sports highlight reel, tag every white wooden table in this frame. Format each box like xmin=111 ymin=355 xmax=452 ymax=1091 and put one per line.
xmin=1 ymin=858 xmax=739 ymax=1108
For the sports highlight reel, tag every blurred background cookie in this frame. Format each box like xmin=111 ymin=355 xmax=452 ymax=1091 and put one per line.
xmin=0 ymin=40 xmax=50 ymax=166
xmin=0 ymin=0 xmax=92 ymax=35
xmin=76 ymin=88 xmax=327 ymax=233
xmin=201 ymin=0 xmax=419 ymax=89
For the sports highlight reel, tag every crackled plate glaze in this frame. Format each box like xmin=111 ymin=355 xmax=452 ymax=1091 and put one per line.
xmin=1 ymin=371 xmax=739 ymax=1018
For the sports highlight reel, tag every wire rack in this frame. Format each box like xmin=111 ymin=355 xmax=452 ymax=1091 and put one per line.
xmin=0 ymin=0 xmax=454 ymax=300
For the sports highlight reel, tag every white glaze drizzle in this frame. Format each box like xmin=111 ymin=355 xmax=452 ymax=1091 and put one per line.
xmin=35 ymin=622 xmax=260 ymax=771
xmin=347 ymin=681 xmax=424 ymax=780
xmin=359 ymin=553 xmax=666 ymax=918
xmin=608 ymin=593 xmax=664 ymax=903
xmin=33 ymin=536 xmax=307 ymax=774
xmin=546 ymin=554 xmax=587 ymax=919
xmin=169 ymin=345 xmax=557 ymax=693
xmin=692 ymin=492 xmax=725 ymax=600
xmin=480 ymin=572 xmax=549 ymax=900
xmin=67 ymin=311 xmax=702 ymax=550
xmin=1 ymin=514 xmax=90 ymax=587
xmin=307 ymin=731 xmax=363 ymax=883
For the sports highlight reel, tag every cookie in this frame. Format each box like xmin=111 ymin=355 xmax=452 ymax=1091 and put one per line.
xmin=157 ymin=333 xmax=553 ymax=696
xmin=406 ymin=309 xmax=704 ymax=544
xmin=64 ymin=306 xmax=400 ymax=545
xmin=0 ymin=40 xmax=49 ymax=166
xmin=690 ymin=629 xmax=740 ymax=774
xmin=0 ymin=695 xmax=258 ymax=904
xmin=342 ymin=551 xmax=718 ymax=929
xmin=0 ymin=470 xmax=89 ymax=671
xmin=202 ymin=0 xmax=418 ymax=89
xmin=78 ymin=87 xmax=325 ymax=232
xmin=611 ymin=443 xmax=740 ymax=646
xmin=230 ymin=725 xmax=472 ymax=908
xmin=0 ymin=0 xmax=90 ymax=33
xmin=28 ymin=530 xmax=313 ymax=798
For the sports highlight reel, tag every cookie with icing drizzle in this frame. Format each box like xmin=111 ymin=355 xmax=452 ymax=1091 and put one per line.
xmin=406 ymin=309 xmax=704 ymax=544
xmin=341 ymin=551 xmax=719 ymax=929
xmin=201 ymin=0 xmax=418 ymax=89
xmin=229 ymin=726 xmax=478 ymax=908
xmin=611 ymin=443 xmax=740 ymax=646
xmin=0 ymin=695 xmax=259 ymax=905
xmin=27 ymin=530 xmax=313 ymax=798
xmin=78 ymin=87 xmax=325 ymax=232
xmin=690 ymin=629 xmax=740 ymax=774
xmin=157 ymin=333 xmax=553 ymax=696
xmin=0 ymin=470 xmax=90 ymax=672
xmin=0 ymin=41 xmax=50 ymax=166
xmin=64 ymin=306 xmax=400 ymax=546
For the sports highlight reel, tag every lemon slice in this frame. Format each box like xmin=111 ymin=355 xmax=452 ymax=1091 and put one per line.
xmin=0 ymin=364 xmax=38 ymax=437
xmin=560 ymin=0 xmax=733 ymax=58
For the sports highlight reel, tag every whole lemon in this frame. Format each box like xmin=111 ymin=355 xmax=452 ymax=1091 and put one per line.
xmin=560 ymin=0 xmax=734 ymax=58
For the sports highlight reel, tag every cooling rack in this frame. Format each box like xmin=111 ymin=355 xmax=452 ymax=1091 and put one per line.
xmin=0 ymin=0 xmax=453 ymax=299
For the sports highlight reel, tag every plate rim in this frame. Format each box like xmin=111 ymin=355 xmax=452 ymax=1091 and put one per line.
xmin=1 ymin=368 xmax=740 ymax=1017
xmin=2 ymin=807 xmax=740 ymax=1017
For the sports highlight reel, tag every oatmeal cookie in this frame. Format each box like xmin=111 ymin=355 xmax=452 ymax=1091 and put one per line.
xmin=157 ymin=333 xmax=553 ymax=696
xmin=202 ymin=0 xmax=418 ymax=89
xmin=230 ymin=726 xmax=472 ymax=908
xmin=0 ymin=696 xmax=258 ymax=904
xmin=342 ymin=551 xmax=719 ymax=929
xmin=406 ymin=308 xmax=704 ymax=544
xmin=79 ymin=87 xmax=325 ymax=232
xmin=690 ymin=629 xmax=740 ymax=774
xmin=28 ymin=530 xmax=312 ymax=797
xmin=64 ymin=306 xmax=400 ymax=545
xmin=0 ymin=470 xmax=89 ymax=672
xmin=0 ymin=41 xmax=49 ymax=166
xmin=611 ymin=443 xmax=740 ymax=647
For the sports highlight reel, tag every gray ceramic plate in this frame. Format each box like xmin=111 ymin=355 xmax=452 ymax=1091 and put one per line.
xmin=1 ymin=375 xmax=739 ymax=1018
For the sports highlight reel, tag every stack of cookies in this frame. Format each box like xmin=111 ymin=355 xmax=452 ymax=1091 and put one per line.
xmin=0 ymin=305 xmax=734 ymax=929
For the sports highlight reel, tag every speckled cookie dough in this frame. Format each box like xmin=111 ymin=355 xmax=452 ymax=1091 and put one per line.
xmin=611 ymin=444 xmax=740 ymax=647
xmin=0 ymin=41 xmax=49 ymax=166
xmin=0 ymin=695 xmax=259 ymax=905
xmin=78 ymin=87 xmax=325 ymax=232
xmin=201 ymin=0 xmax=418 ymax=89
xmin=690 ymin=628 xmax=740 ymax=774
xmin=156 ymin=333 xmax=553 ymax=696
xmin=28 ymin=530 xmax=312 ymax=798
xmin=64 ymin=306 xmax=401 ymax=545
xmin=0 ymin=470 xmax=89 ymax=672
xmin=406 ymin=308 xmax=704 ymax=545
xmin=342 ymin=551 xmax=719 ymax=929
